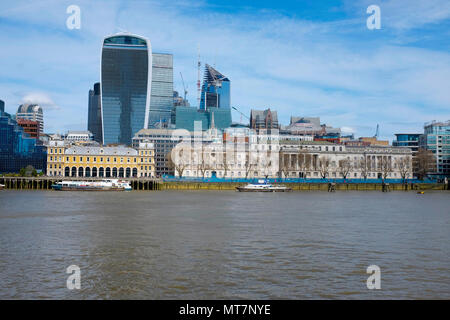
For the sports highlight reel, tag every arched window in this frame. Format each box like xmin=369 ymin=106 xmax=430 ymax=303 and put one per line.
xmin=106 ymin=167 xmax=111 ymax=177
xmin=71 ymin=167 xmax=77 ymax=177
xmin=92 ymin=167 xmax=97 ymax=177
xmin=78 ymin=167 xmax=84 ymax=177
xmin=99 ymin=167 xmax=104 ymax=177
xmin=65 ymin=167 xmax=70 ymax=177
xmin=132 ymin=168 xmax=137 ymax=177
xmin=112 ymin=167 xmax=118 ymax=177
xmin=119 ymin=168 xmax=124 ymax=177
xmin=126 ymin=168 xmax=131 ymax=178
xmin=85 ymin=167 xmax=91 ymax=177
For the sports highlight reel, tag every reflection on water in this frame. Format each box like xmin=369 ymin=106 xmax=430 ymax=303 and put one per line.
xmin=0 ymin=190 xmax=449 ymax=299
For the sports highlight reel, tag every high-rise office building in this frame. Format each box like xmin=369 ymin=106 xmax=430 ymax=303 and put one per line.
xmin=200 ymin=64 xmax=230 ymax=110
xmin=16 ymin=104 xmax=44 ymax=134
xmin=1 ymin=102 xmax=46 ymax=173
xmin=88 ymin=82 xmax=102 ymax=143
xmin=147 ymin=53 xmax=174 ymax=129
xmin=101 ymin=33 xmax=152 ymax=146
xmin=419 ymin=120 xmax=450 ymax=179
xmin=100 ymin=33 xmax=174 ymax=145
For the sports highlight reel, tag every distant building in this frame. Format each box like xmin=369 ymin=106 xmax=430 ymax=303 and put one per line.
xmin=173 ymin=91 xmax=190 ymax=107
xmin=88 ymin=82 xmax=102 ymax=143
xmin=200 ymin=64 xmax=230 ymax=110
xmin=419 ymin=120 xmax=450 ymax=179
xmin=173 ymin=106 xmax=231 ymax=131
xmin=358 ymin=137 xmax=389 ymax=146
xmin=16 ymin=119 xmax=40 ymax=139
xmin=250 ymin=109 xmax=279 ymax=132
xmin=46 ymin=141 xmax=155 ymax=178
xmin=393 ymin=134 xmax=421 ymax=152
xmin=132 ymin=128 xmax=215 ymax=177
xmin=283 ymin=116 xmax=340 ymax=138
xmin=64 ymin=131 xmax=94 ymax=142
xmin=16 ymin=104 xmax=44 ymax=134
xmin=1 ymin=103 xmax=46 ymax=173
xmin=100 ymin=33 xmax=174 ymax=145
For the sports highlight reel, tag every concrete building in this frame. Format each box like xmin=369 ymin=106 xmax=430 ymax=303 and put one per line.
xmin=278 ymin=141 xmax=413 ymax=180
xmin=419 ymin=120 xmax=450 ymax=179
xmin=46 ymin=141 xmax=155 ymax=178
xmin=16 ymin=104 xmax=44 ymax=134
xmin=132 ymin=128 xmax=215 ymax=177
xmin=172 ymin=137 xmax=413 ymax=180
xmin=250 ymin=109 xmax=279 ymax=133
xmin=64 ymin=131 xmax=94 ymax=142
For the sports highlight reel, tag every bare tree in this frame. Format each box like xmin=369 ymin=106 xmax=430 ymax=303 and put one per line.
xmin=380 ymin=156 xmax=393 ymax=181
xmin=279 ymin=151 xmax=290 ymax=179
xmin=168 ymin=145 xmax=189 ymax=177
xmin=359 ymin=156 xmax=369 ymax=180
xmin=395 ymin=156 xmax=411 ymax=183
xmin=338 ymin=158 xmax=352 ymax=179
xmin=318 ymin=156 xmax=331 ymax=179
xmin=415 ymin=148 xmax=436 ymax=180
xmin=198 ymin=148 xmax=212 ymax=178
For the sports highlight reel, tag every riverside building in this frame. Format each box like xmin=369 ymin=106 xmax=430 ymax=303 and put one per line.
xmin=419 ymin=120 xmax=450 ymax=179
xmin=46 ymin=141 xmax=155 ymax=178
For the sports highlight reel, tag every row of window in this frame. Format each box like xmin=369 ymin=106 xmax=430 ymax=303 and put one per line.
xmin=48 ymin=156 xmax=152 ymax=163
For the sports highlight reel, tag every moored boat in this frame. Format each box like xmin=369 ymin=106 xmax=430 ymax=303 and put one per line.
xmin=0 ymin=184 xmax=4 ymax=190
xmin=52 ymin=179 xmax=132 ymax=191
xmin=236 ymin=180 xmax=291 ymax=192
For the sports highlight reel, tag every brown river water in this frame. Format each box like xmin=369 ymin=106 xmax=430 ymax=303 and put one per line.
xmin=0 ymin=190 xmax=449 ymax=299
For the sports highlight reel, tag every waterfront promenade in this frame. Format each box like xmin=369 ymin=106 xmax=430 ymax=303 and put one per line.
xmin=0 ymin=176 xmax=448 ymax=191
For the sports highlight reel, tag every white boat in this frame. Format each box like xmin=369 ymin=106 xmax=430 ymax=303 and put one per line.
xmin=52 ymin=179 xmax=132 ymax=191
xmin=236 ymin=180 xmax=291 ymax=192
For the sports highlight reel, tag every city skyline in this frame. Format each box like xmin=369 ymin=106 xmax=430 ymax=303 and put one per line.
xmin=0 ymin=0 xmax=449 ymax=141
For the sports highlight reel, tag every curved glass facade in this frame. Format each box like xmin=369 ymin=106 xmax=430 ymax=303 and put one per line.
xmin=101 ymin=35 xmax=150 ymax=145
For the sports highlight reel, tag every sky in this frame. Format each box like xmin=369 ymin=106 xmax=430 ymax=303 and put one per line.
xmin=0 ymin=0 xmax=449 ymax=141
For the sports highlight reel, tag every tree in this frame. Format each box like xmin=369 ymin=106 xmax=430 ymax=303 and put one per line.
xmin=380 ymin=157 xmax=392 ymax=181
xmin=297 ymin=150 xmax=309 ymax=178
xmin=415 ymin=148 xmax=436 ymax=180
xmin=395 ymin=156 xmax=411 ymax=183
xmin=338 ymin=158 xmax=352 ymax=179
xmin=279 ymin=151 xmax=290 ymax=179
xmin=168 ymin=144 xmax=190 ymax=177
xmin=359 ymin=156 xmax=369 ymax=180
xmin=318 ymin=156 xmax=331 ymax=179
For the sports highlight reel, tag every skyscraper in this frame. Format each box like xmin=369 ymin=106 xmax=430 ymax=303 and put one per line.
xmin=88 ymin=82 xmax=102 ymax=143
xmin=147 ymin=53 xmax=174 ymax=129
xmin=101 ymin=33 xmax=152 ymax=145
xmin=200 ymin=64 xmax=230 ymax=110
xmin=16 ymin=104 xmax=44 ymax=134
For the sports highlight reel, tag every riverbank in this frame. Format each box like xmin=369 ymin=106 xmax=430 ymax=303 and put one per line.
xmin=0 ymin=176 xmax=448 ymax=191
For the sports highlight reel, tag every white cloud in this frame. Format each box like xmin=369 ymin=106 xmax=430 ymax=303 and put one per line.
xmin=21 ymin=92 xmax=59 ymax=110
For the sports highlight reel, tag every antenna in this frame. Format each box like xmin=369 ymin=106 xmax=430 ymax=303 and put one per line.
xmin=197 ymin=45 xmax=201 ymax=108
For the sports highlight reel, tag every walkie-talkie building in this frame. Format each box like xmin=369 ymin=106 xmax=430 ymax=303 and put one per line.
xmin=101 ymin=33 xmax=152 ymax=145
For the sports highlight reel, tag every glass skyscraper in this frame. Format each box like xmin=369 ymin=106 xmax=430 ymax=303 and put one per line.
xmin=200 ymin=64 xmax=230 ymax=110
xmin=100 ymin=34 xmax=174 ymax=145
xmin=147 ymin=53 xmax=173 ymax=129
xmin=88 ymin=82 xmax=102 ymax=143
xmin=101 ymin=34 xmax=152 ymax=145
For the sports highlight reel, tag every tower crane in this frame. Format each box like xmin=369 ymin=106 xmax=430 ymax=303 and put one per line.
xmin=180 ymin=72 xmax=188 ymax=101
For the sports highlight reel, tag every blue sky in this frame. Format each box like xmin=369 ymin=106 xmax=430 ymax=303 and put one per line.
xmin=0 ymin=0 xmax=449 ymax=141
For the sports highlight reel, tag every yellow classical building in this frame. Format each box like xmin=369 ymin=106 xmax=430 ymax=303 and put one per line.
xmin=46 ymin=141 xmax=155 ymax=178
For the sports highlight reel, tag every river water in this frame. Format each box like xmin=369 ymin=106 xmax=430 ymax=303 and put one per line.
xmin=0 ymin=190 xmax=449 ymax=299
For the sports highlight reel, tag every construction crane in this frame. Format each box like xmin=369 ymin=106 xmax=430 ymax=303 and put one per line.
xmin=232 ymin=106 xmax=250 ymax=124
xmin=179 ymin=72 xmax=187 ymax=101
xmin=374 ymin=124 xmax=379 ymax=138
